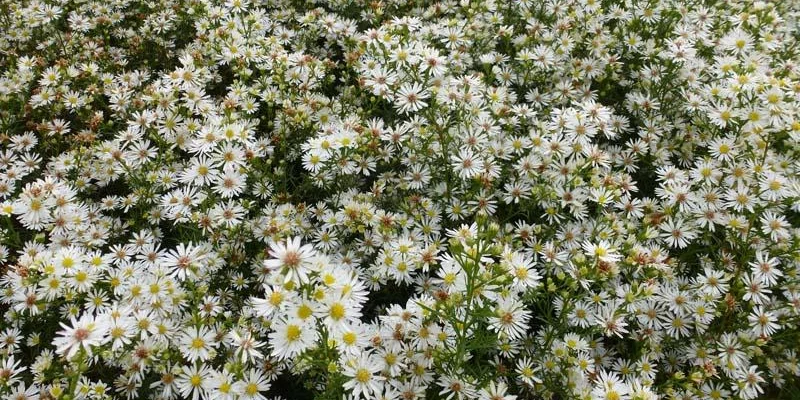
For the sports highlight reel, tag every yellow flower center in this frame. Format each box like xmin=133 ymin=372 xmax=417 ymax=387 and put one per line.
xmin=286 ymin=325 xmax=301 ymax=341
xmin=355 ymin=368 xmax=371 ymax=383
xmin=269 ymin=291 xmax=283 ymax=306
xmin=246 ymin=383 xmax=259 ymax=395
xmin=191 ymin=338 xmax=205 ymax=349
xmin=297 ymin=304 xmax=313 ymax=320
xmin=330 ymin=303 xmax=345 ymax=320
xmin=343 ymin=331 xmax=357 ymax=345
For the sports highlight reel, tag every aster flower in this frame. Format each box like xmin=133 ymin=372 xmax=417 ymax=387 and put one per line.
xmin=233 ymin=369 xmax=271 ymax=400
xmin=394 ymin=83 xmax=429 ymax=114
xmin=227 ymin=329 xmax=265 ymax=364
xmin=748 ymin=306 xmax=779 ymax=337
xmin=52 ymin=314 xmax=110 ymax=359
xmin=488 ymin=297 xmax=532 ymax=340
xmin=264 ymin=237 xmax=316 ymax=284
xmin=749 ymin=251 xmax=782 ymax=286
xmin=342 ymin=353 xmax=386 ymax=399
xmin=268 ymin=318 xmax=317 ymax=360
xmin=176 ymin=364 xmax=213 ymax=400
xmin=437 ymin=374 xmax=478 ymax=400
xmin=660 ymin=218 xmax=697 ymax=249
xmin=595 ymin=303 xmax=629 ymax=338
xmin=592 ymin=369 xmax=631 ymax=400
xmin=158 ymin=243 xmax=207 ymax=281
xmin=0 ymin=355 xmax=26 ymax=386
xmin=179 ymin=327 xmax=216 ymax=363
xmin=582 ymin=240 xmax=621 ymax=263
xmin=451 ymin=148 xmax=484 ymax=180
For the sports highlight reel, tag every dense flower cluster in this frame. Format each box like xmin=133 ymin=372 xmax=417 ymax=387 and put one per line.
xmin=1 ymin=0 xmax=799 ymax=399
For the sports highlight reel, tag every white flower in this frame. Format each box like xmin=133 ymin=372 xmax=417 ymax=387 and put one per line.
xmin=748 ymin=306 xmax=779 ymax=337
xmin=595 ymin=303 xmax=628 ymax=338
xmin=734 ymin=366 xmax=764 ymax=400
xmin=268 ymin=318 xmax=317 ymax=360
xmin=227 ymin=330 xmax=265 ymax=364
xmin=394 ymin=82 xmax=429 ymax=114
xmin=158 ymin=243 xmax=206 ymax=281
xmin=233 ymin=369 xmax=271 ymax=400
xmin=488 ymin=297 xmax=532 ymax=340
xmin=319 ymin=292 xmax=361 ymax=334
xmin=179 ymin=327 xmax=215 ymax=363
xmin=660 ymin=218 xmax=697 ymax=249
xmin=264 ymin=236 xmax=317 ymax=284
xmin=717 ymin=333 xmax=748 ymax=371
xmin=583 ymin=240 xmax=621 ymax=263
xmin=592 ymin=369 xmax=631 ymax=400
xmin=437 ymin=374 xmax=478 ymax=400
xmin=478 ymin=381 xmax=516 ymax=400
xmin=342 ymin=353 xmax=385 ymax=399
xmin=451 ymin=148 xmax=484 ymax=179
xmin=176 ymin=364 xmax=213 ymax=400
xmin=759 ymin=211 xmax=790 ymax=241
xmin=749 ymin=251 xmax=782 ymax=286
xmin=211 ymin=369 xmax=236 ymax=400
xmin=0 ymin=355 xmax=26 ymax=386
xmin=52 ymin=315 xmax=110 ymax=359
xmin=516 ymin=357 xmax=542 ymax=386
xmin=213 ymin=169 xmax=246 ymax=198
xmin=12 ymin=190 xmax=52 ymax=230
